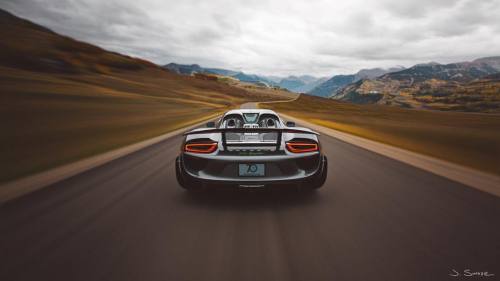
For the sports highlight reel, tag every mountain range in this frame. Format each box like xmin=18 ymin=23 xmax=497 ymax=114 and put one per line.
xmin=333 ymin=57 xmax=500 ymax=112
xmin=164 ymin=59 xmax=500 ymax=112
xmin=276 ymin=75 xmax=329 ymax=93
xmin=308 ymin=67 xmax=406 ymax=97
xmin=163 ymin=63 xmax=327 ymax=92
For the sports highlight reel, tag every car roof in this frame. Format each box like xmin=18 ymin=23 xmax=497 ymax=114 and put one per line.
xmin=223 ymin=109 xmax=278 ymax=116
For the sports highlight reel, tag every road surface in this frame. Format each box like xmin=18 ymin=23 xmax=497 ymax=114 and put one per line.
xmin=1 ymin=107 xmax=500 ymax=281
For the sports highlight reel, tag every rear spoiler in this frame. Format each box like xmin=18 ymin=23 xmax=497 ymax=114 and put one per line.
xmin=183 ymin=127 xmax=319 ymax=136
xmin=183 ymin=128 xmax=319 ymax=151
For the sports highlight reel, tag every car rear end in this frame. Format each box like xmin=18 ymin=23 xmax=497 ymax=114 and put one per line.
xmin=176 ymin=127 xmax=327 ymax=190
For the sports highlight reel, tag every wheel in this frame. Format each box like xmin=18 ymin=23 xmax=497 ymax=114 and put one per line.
xmin=305 ymin=155 xmax=328 ymax=189
xmin=175 ymin=156 xmax=200 ymax=190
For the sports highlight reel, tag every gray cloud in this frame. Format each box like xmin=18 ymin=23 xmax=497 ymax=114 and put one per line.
xmin=1 ymin=0 xmax=499 ymax=76
xmin=380 ymin=0 xmax=460 ymax=18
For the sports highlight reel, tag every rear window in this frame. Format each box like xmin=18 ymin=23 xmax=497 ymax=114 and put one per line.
xmin=243 ymin=113 xmax=259 ymax=123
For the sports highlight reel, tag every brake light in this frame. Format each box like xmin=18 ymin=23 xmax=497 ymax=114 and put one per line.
xmin=286 ymin=142 xmax=318 ymax=153
xmin=184 ymin=142 xmax=218 ymax=153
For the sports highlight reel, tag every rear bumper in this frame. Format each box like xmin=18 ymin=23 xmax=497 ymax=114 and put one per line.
xmin=176 ymin=152 xmax=326 ymax=188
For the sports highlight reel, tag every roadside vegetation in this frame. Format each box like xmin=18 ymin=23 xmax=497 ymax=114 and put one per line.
xmin=0 ymin=9 xmax=292 ymax=183
xmin=261 ymin=95 xmax=500 ymax=175
xmin=0 ymin=66 xmax=293 ymax=183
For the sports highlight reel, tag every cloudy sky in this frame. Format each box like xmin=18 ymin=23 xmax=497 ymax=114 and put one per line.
xmin=2 ymin=0 xmax=500 ymax=76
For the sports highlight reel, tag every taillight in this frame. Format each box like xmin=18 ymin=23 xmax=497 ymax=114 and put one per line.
xmin=286 ymin=141 xmax=318 ymax=153
xmin=184 ymin=142 xmax=218 ymax=153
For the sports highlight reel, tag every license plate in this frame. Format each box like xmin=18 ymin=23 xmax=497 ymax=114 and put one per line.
xmin=238 ymin=163 xmax=265 ymax=177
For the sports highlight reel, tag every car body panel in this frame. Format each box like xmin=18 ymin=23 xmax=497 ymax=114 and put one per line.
xmin=176 ymin=109 xmax=327 ymax=189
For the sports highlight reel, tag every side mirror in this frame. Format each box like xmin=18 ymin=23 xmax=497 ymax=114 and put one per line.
xmin=286 ymin=121 xmax=296 ymax=127
xmin=206 ymin=121 xmax=216 ymax=128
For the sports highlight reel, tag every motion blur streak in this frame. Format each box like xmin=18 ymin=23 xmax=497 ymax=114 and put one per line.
xmin=1 ymin=129 xmax=499 ymax=281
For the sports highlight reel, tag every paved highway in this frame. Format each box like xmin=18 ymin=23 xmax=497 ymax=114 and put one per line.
xmin=1 ymin=107 xmax=499 ymax=281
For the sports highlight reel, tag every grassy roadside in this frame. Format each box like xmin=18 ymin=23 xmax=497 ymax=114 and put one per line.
xmin=261 ymin=95 xmax=500 ymax=176
xmin=0 ymin=67 xmax=291 ymax=183
xmin=0 ymin=9 xmax=296 ymax=184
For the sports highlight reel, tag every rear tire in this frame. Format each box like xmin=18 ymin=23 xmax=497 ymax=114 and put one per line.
xmin=176 ymin=156 xmax=200 ymax=191
xmin=306 ymin=155 xmax=328 ymax=189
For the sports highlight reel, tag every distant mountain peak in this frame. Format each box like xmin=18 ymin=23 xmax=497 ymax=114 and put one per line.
xmin=474 ymin=56 xmax=500 ymax=62
xmin=331 ymin=56 xmax=500 ymax=111
xmin=415 ymin=62 xmax=441 ymax=67
xmin=277 ymin=75 xmax=328 ymax=93
xmin=473 ymin=56 xmax=500 ymax=71
xmin=308 ymin=66 xmax=406 ymax=98
xmin=162 ymin=63 xmax=327 ymax=93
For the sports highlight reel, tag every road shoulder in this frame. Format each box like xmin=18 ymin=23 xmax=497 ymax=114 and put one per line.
xmin=0 ymin=114 xmax=219 ymax=204
xmin=280 ymin=112 xmax=500 ymax=198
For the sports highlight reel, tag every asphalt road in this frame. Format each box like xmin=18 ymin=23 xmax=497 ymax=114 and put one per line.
xmin=1 ymin=117 xmax=500 ymax=281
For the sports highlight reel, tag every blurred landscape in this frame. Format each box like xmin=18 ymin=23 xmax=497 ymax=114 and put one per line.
xmin=1 ymin=2 xmax=499 ymax=280
xmin=1 ymin=6 xmax=499 ymax=183
xmin=261 ymin=95 xmax=500 ymax=175
xmin=0 ymin=9 xmax=294 ymax=183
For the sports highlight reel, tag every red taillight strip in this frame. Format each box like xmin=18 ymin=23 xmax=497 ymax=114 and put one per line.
xmin=286 ymin=142 xmax=318 ymax=153
xmin=184 ymin=142 xmax=218 ymax=153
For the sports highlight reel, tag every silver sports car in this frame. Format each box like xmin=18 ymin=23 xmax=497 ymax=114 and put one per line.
xmin=175 ymin=109 xmax=327 ymax=190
